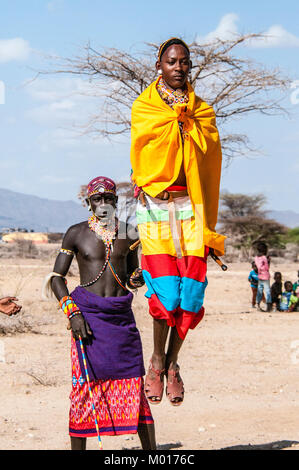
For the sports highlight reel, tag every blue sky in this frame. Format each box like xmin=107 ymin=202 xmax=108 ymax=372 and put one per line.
xmin=0 ymin=0 xmax=299 ymax=212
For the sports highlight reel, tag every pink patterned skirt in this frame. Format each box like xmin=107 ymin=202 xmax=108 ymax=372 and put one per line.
xmin=69 ymin=338 xmax=154 ymax=437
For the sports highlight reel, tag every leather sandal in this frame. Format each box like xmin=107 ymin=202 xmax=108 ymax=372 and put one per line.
xmin=166 ymin=365 xmax=184 ymax=406
xmin=145 ymin=360 xmax=165 ymax=405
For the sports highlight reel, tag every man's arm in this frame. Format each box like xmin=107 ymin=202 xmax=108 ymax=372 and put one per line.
xmin=0 ymin=297 xmax=22 ymax=316
xmin=51 ymin=226 xmax=92 ymax=340
xmin=51 ymin=226 xmax=77 ymax=301
xmin=126 ymin=243 xmax=145 ymax=289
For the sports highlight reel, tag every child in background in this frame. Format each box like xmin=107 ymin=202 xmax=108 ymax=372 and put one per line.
xmin=271 ymin=272 xmax=283 ymax=312
xmin=280 ymin=281 xmax=298 ymax=312
xmin=255 ymin=241 xmax=272 ymax=312
xmin=248 ymin=262 xmax=264 ymax=308
xmin=288 ymin=293 xmax=299 ymax=312
xmin=293 ymin=270 xmax=299 ymax=296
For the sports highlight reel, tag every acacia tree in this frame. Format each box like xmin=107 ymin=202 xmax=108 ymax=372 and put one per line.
xmin=219 ymin=192 xmax=287 ymax=258
xmin=41 ymin=33 xmax=290 ymax=164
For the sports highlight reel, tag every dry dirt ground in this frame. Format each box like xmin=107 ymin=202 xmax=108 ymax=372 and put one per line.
xmin=1 ymin=255 xmax=299 ymax=451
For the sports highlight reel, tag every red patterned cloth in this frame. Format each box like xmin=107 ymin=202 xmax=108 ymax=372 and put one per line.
xmin=69 ymin=338 xmax=154 ymax=437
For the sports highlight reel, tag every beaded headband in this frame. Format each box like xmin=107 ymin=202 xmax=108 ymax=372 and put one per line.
xmin=158 ymin=37 xmax=190 ymax=61
xmin=87 ymin=176 xmax=116 ymax=198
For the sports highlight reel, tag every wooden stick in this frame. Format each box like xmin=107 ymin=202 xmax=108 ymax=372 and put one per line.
xmin=209 ymin=249 xmax=228 ymax=271
xmin=129 ymin=239 xmax=141 ymax=251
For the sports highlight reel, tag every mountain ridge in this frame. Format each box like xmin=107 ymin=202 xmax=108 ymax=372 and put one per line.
xmin=0 ymin=188 xmax=298 ymax=233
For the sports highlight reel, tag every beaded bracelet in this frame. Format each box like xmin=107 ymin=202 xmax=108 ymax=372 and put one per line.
xmin=60 ymin=248 xmax=74 ymax=256
xmin=59 ymin=295 xmax=81 ymax=319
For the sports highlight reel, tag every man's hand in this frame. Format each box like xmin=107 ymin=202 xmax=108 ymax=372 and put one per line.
xmin=0 ymin=297 xmax=22 ymax=316
xmin=70 ymin=313 xmax=92 ymax=340
xmin=129 ymin=268 xmax=145 ymax=288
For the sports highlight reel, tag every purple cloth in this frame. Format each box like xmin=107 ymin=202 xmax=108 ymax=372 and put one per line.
xmin=71 ymin=287 xmax=145 ymax=381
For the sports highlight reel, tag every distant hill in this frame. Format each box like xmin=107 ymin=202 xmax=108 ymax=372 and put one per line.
xmin=0 ymin=188 xmax=298 ymax=233
xmin=267 ymin=210 xmax=299 ymax=229
xmin=0 ymin=188 xmax=87 ymax=233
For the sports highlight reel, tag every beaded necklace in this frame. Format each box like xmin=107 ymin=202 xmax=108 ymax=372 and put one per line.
xmin=80 ymin=216 xmax=126 ymax=290
xmin=156 ymin=77 xmax=189 ymax=108
xmin=156 ymin=77 xmax=189 ymax=140
xmin=88 ymin=214 xmax=117 ymax=246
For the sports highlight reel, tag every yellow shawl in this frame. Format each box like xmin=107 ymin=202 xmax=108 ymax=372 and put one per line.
xmin=130 ymin=78 xmax=226 ymax=256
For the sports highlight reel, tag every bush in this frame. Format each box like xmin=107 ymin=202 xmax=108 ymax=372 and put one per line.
xmin=284 ymin=227 xmax=299 ymax=245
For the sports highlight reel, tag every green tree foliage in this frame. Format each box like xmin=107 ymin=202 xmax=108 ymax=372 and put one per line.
xmin=284 ymin=227 xmax=299 ymax=245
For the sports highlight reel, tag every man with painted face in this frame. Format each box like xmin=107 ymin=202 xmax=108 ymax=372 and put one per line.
xmin=130 ymin=38 xmax=225 ymax=406
xmin=49 ymin=176 xmax=155 ymax=450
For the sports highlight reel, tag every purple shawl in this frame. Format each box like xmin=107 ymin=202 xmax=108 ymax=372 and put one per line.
xmin=71 ymin=287 xmax=145 ymax=381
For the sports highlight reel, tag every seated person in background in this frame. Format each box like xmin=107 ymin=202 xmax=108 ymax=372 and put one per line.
xmin=288 ymin=293 xmax=299 ymax=312
xmin=280 ymin=281 xmax=298 ymax=312
xmin=271 ymin=272 xmax=283 ymax=312
xmin=293 ymin=271 xmax=299 ymax=296
xmin=0 ymin=297 xmax=22 ymax=316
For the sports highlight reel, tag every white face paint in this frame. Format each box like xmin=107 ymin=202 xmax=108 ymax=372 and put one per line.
xmin=94 ymin=204 xmax=116 ymax=222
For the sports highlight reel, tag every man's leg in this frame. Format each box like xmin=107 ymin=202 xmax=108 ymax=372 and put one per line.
xmin=151 ymin=318 xmax=169 ymax=370
xmin=71 ymin=436 xmax=87 ymax=450
xmin=137 ymin=423 xmax=157 ymax=450
xmin=165 ymin=326 xmax=184 ymax=369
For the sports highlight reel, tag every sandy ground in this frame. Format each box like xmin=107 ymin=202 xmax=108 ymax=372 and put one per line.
xmin=1 ymin=257 xmax=299 ymax=450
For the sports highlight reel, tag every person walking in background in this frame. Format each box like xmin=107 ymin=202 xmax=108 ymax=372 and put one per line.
xmin=255 ymin=242 xmax=272 ymax=312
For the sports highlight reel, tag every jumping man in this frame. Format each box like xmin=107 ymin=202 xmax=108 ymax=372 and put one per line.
xmin=130 ymin=38 xmax=225 ymax=406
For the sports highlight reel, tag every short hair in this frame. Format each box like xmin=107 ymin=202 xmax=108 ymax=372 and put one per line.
xmin=257 ymin=241 xmax=268 ymax=254
xmin=284 ymin=280 xmax=293 ymax=289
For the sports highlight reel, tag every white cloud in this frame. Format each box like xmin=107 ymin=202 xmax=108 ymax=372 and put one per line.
xmin=197 ymin=13 xmax=239 ymax=44
xmin=0 ymin=38 xmax=30 ymax=63
xmin=248 ymin=25 xmax=299 ymax=48
xmin=25 ymin=77 xmax=101 ymax=126
xmin=24 ymin=76 xmax=127 ymax=156
xmin=197 ymin=14 xmax=299 ymax=49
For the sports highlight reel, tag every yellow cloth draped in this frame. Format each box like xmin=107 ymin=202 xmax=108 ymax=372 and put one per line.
xmin=130 ymin=78 xmax=226 ymax=256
